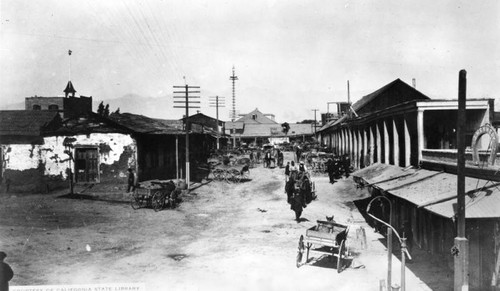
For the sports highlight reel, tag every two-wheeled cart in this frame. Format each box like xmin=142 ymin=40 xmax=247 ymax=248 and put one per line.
xmin=296 ymin=220 xmax=350 ymax=273
xmin=130 ymin=180 xmax=179 ymax=211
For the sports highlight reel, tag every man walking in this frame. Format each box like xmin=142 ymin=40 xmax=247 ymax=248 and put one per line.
xmin=127 ymin=168 xmax=138 ymax=193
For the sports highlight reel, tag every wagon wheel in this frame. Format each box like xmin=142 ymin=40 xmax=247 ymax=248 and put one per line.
xmin=130 ymin=192 xmax=142 ymax=210
xmin=296 ymin=235 xmax=305 ymax=268
xmin=214 ymin=169 xmax=224 ymax=181
xmin=241 ymin=170 xmax=250 ymax=182
xmin=336 ymin=239 xmax=346 ymax=273
xmin=232 ymin=169 xmax=242 ymax=183
xmin=151 ymin=191 xmax=164 ymax=212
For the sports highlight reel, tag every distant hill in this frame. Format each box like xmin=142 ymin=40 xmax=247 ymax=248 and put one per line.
xmin=0 ymin=101 xmax=24 ymax=110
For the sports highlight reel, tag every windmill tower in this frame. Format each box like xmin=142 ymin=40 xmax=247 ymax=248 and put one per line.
xmin=229 ymin=66 xmax=238 ymax=122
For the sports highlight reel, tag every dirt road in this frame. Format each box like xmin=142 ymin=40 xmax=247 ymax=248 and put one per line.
xmin=0 ymin=152 xmax=451 ymax=290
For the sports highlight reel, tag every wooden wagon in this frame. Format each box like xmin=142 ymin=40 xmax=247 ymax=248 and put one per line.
xmin=296 ymin=220 xmax=350 ymax=273
xmin=130 ymin=180 xmax=179 ymax=211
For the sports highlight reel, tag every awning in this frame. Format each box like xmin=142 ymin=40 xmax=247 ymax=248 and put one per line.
xmin=353 ymin=163 xmax=500 ymax=219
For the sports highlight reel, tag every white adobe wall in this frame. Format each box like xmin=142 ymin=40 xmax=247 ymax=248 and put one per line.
xmin=2 ymin=133 xmax=136 ymax=179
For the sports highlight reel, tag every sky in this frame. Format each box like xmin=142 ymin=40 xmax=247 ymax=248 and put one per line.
xmin=0 ymin=0 xmax=499 ymax=123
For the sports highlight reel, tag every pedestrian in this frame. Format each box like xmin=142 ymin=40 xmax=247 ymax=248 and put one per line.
xmin=285 ymin=175 xmax=295 ymax=204
xmin=127 ymin=168 xmax=137 ymax=193
xmin=290 ymin=188 xmax=304 ymax=222
xmin=295 ymin=146 xmax=302 ymax=163
xmin=284 ymin=162 xmax=290 ymax=183
xmin=342 ymin=155 xmax=351 ymax=178
xmin=0 ymin=251 xmax=14 ymax=291
xmin=326 ymin=158 xmax=335 ymax=183
xmin=277 ymin=150 xmax=284 ymax=168
xmin=289 ymin=161 xmax=298 ymax=180
xmin=298 ymin=161 xmax=307 ymax=173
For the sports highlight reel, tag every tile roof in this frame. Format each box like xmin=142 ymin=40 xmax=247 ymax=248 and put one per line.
xmin=109 ymin=112 xmax=183 ymax=135
xmin=0 ymin=110 xmax=61 ymax=136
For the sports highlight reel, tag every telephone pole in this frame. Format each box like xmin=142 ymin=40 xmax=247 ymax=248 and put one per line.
xmin=173 ymin=83 xmax=200 ymax=191
xmin=229 ymin=66 xmax=238 ymax=122
xmin=229 ymin=66 xmax=239 ymax=148
xmin=454 ymin=70 xmax=468 ymax=291
xmin=209 ymin=96 xmax=225 ymax=150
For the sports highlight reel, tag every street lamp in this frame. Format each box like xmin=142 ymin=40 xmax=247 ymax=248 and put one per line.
xmin=367 ymin=196 xmax=412 ymax=291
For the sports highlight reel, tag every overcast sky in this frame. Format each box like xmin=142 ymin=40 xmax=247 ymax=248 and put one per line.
xmin=0 ymin=0 xmax=499 ymax=122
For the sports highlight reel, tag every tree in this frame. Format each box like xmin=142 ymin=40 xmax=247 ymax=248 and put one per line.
xmin=297 ymin=119 xmax=315 ymax=124
xmin=281 ymin=122 xmax=290 ymax=135
xmin=97 ymin=102 xmax=105 ymax=115
xmin=104 ymin=104 xmax=110 ymax=117
xmin=114 ymin=108 xmax=120 ymax=114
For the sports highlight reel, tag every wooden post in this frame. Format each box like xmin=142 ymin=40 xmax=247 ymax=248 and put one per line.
xmin=388 ymin=228 xmax=393 ymax=290
xmin=455 ymin=69 xmax=469 ymax=291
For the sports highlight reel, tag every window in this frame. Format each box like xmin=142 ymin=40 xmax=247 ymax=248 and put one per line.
xmin=48 ymin=104 xmax=59 ymax=111
xmin=74 ymin=148 xmax=99 ymax=183
xmin=252 ymin=114 xmax=257 ymax=120
xmin=33 ymin=105 xmax=41 ymax=110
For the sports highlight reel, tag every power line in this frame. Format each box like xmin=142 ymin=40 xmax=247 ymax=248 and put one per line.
xmin=173 ymin=83 xmax=200 ymax=191
xmin=209 ymin=96 xmax=225 ymax=150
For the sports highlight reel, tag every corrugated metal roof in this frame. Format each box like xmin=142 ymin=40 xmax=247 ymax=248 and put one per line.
xmin=425 ymin=184 xmax=500 ymax=219
xmin=0 ymin=110 xmax=61 ymax=136
xmin=352 ymin=163 xmax=413 ymax=185
xmin=354 ymin=163 xmax=500 ymax=219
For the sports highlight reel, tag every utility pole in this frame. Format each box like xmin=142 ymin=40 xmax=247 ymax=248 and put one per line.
xmin=173 ymin=83 xmax=200 ymax=191
xmin=229 ymin=66 xmax=239 ymax=148
xmin=312 ymin=109 xmax=319 ymax=137
xmin=229 ymin=66 xmax=238 ymax=122
xmin=454 ymin=69 xmax=469 ymax=291
xmin=209 ymin=96 xmax=225 ymax=150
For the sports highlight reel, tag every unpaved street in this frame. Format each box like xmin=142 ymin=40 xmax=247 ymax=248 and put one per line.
xmin=0 ymin=152 xmax=451 ymax=290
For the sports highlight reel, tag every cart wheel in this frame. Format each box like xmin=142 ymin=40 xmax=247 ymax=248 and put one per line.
xmin=296 ymin=235 xmax=305 ymax=268
xmin=131 ymin=189 xmax=145 ymax=210
xmin=337 ymin=239 xmax=345 ymax=273
xmin=213 ymin=169 xmax=223 ymax=181
xmin=151 ymin=191 xmax=164 ymax=212
xmin=131 ymin=193 xmax=141 ymax=210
